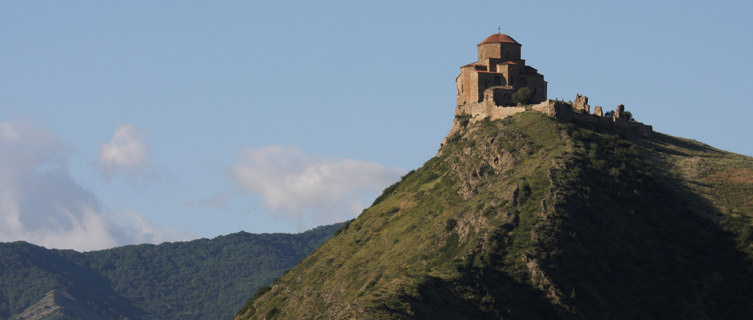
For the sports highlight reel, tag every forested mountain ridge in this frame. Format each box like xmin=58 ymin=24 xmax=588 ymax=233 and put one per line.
xmin=235 ymin=111 xmax=753 ymax=319
xmin=0 ymin=223 xmax=344 ymax=320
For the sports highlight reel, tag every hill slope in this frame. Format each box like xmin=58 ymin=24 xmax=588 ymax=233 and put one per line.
xmin=235 ymin=112 xmax=753 ymax=319
xmin=0 ymin=223 xmax=343 ymax=320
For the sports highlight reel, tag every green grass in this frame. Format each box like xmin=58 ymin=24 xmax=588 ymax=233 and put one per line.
xmin=236 ymin=111 xmax=753 ymax=319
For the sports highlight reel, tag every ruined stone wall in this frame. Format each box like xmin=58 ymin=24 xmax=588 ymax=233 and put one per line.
xmin=456 ymin=99 xmax=652 ymax=137
xmin=531 ymin=100 xmax=653 ymax=135
xmin=441 ymin=98 xmax=653 ymax=155
xmin=441 ymin=101 xmax=527 ymax=150
xmin=573 ymin=94 xmax=590 ymax=113
xmin=531 ymin=100 xmax=572 ymax=119
xmin=457 ymin=101 xmax=527 ymax=122
xmin=611 ymin=118 xmax=653 ymax=134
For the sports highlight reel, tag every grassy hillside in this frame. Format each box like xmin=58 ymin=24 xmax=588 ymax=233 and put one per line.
xmin=235 ymin=111 xmax=753 ymax=319
xmin=0 ymin=223 xmax=343 ymax=320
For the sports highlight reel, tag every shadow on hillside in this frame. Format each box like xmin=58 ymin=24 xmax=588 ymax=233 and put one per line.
xmin=2 ymin=243 xmax=147 ymax=319
xmin=397 ymin=270 xmax=561 ymax=320
xmin=548 ymin=135 xmax=753 ymax=319
xmin=644 ymin=132 xmax=725 ymax=157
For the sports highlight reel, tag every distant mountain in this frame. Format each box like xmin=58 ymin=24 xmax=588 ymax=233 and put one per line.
xmin=0 ymin=223 xmax=344 ymax=320
xmin=235 ymin=111 xmax=753 ymax=319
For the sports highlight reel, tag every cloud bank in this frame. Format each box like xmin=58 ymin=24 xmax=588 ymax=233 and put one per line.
xmin=0 ymin=120 xmax=185 ymax=251
xmin=230 ymin=145 xmax=405 ymax=227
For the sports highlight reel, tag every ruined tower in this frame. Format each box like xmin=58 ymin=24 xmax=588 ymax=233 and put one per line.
xmin=456 ymin=33 xmax=547 ymax=107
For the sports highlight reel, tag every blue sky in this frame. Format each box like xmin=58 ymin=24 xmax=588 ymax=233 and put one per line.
xmin=1 ymin=1 xmax=751 ymax=251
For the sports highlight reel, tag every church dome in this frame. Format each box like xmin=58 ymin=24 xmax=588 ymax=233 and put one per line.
xmin=478 ymin=33 xmax=520 ymax=45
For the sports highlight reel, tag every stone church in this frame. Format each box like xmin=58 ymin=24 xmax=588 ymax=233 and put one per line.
xmin=456 ymin=33 xmax=547 ymax=106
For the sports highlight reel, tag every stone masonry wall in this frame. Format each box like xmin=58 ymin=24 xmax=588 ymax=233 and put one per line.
xmin=531 ymin=100 xmax=653 ymax=135
xmin=440 ymin=99 xmax=653 ymax=153
xmin=573 ymin=94 xmax=590 ymax=113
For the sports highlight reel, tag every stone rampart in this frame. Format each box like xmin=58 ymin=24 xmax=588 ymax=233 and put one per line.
xmin=441 ymin=97 xmax=653 ymax=153
xmin=457 ymin=101 xmax=526 ymax=123
xmin=531 ymin=100 xmax=572 ymax=119
xmin=573 ymin=94 xmax=590 ymax=113
xmin=531 ymin=99 xmax=653 ymax=136
xmin=441 ymin=102 xmax=526 ymax=149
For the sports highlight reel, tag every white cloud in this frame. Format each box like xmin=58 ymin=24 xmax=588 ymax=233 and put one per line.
xmin=0 ymin=120 xmax=187 ymax=251
xmin=98 ymin=123 xmax=149 ymax=178
xmin=110 ymin=209 xmax=194 ymax=246
xmin=35 ymin=204 xmax=119 ymax=251
xmin=230 ymin=145 xmax=405 ymax=228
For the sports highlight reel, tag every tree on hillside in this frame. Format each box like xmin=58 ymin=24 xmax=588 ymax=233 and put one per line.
xmin=512 ymin=87 xmax=533 ymax=105
xmin=604 ymin=110 xmax=634 ymax=121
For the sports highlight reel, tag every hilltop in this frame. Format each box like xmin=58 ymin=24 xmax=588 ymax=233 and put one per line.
xmin=235 ymin=111 xmax=753 ymax=319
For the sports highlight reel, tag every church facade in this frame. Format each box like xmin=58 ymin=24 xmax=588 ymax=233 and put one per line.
xmin=456 ymin=33 xmax=547 ymax=106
